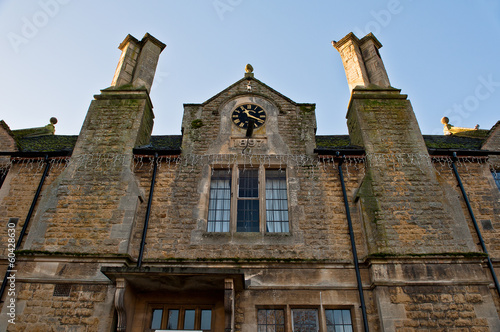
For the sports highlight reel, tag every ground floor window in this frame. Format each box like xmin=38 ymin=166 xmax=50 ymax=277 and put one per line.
xmin=258 ymin=309 xmax=285 ymax=331
xmin=258 ymin=307 xmax=353 ymax=332
xmin=149 ymin=306 xmax=213 ymax=331
xmin=292 ymin=309 xmax=319 ymax=331
xmin=325 ymin=309 xmax=353 ymax=332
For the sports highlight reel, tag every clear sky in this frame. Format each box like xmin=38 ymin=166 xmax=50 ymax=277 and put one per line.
xmin=1 ymin=0 xmax=499 ymax=136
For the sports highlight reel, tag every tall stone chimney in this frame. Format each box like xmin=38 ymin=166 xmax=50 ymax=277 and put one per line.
xmin=111 ymin=33 xmax=166 ymax=93
xmin=24 ymin=33 xmax=166 ymax=254
xmin=333 ymin=32 xmax=475 ymax=256
xmin=332 ymin=32 xmax=390 ymax=92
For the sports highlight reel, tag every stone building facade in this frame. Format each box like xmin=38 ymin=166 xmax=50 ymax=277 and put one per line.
xmin=0 ymin=32 xmax=499 ymax=331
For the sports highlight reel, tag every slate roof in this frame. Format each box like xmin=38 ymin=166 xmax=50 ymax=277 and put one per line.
xmin=422 ymin=135 xmax=484 ymax=150
xmin=4 ymin=134 xmax=493 ymax=156
xmin=315 ymin=135 xmax=361 ymax=151
xmin=134 ymin=135 xmax=182 ymax=154
xmin=14 ymin=135 xmax=78 ymax=154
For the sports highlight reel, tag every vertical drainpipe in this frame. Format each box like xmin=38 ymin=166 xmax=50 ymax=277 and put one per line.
xmin=137 ymin=153 xmax=158 ymax=268
xmin=0 ymin=155 xmax=51 ymax=302
xmin=336 ymin=152 xmax=369 ymax=332
xmin=450 ymin=152 xmax=500 ymax=298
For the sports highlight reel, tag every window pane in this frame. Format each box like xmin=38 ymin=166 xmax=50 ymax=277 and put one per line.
xmin=239 ymin=169 xmax=259 ymax=197
xmin=325 ymin=309 xmax=334 ymax=326
xmin=184 ymin=309 xmax=196 ymax=330
xmin=268 ymin=309 xmax=276 ymax=324
xmin=493 ymin=171 xmax=500 ymax=190
xmin=342 ymin=310 xmax=352 ymax=324
xmin=334 ymin=310 xmax=342 ymax=323
xmin=237 ymin=200 xmax=259 ymax=232
xmin=292 ymin=309 xmax=318 ymax=331
xmin=166 ymin=309 xmax=179 ymax=330
xmin=257 ymin=309 xmax=285 ymax=332
xmin=201 ymin=309 xmax=212 ymax=330
xmin=326 ymin=309 xmax=353 ymax=332
xmin=151 ymin=309 xmax=163 ymax=329
xmin=207 ymin=170 xmax=231 ymax=232
xmin=266 ymin=170 xmax=289 ymax=233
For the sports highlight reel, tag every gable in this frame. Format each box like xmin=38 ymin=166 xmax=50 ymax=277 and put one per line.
xmin=0 ymin=120 xmax=18 ymax=153
xmin=181 ymin=73 xmax=317 ymax=156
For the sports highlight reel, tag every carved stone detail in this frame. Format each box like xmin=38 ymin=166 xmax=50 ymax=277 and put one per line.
xmin=114 ymin=278 xmax=127 ymax=332
xmin=224 ymin=278 xmax=235 ymax=332
xmin=232 ymin=137 xmax=267 ymax=148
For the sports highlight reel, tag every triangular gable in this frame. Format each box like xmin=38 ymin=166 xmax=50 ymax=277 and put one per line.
xmin=200 ymin=76 xmax=298 ymax=106
xmin=481 ymin=120 xmax=500 ymax=150
xmin=0 ymin=120 xmax=18 ymax=153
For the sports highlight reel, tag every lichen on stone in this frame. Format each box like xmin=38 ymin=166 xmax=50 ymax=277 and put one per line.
xmin=191 ymin=119 xmax=204 ymax=129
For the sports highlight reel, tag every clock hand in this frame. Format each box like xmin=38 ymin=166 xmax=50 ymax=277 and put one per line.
xmin=243 ymin=110 xmax=264 ymax=123
xmin=247 ymin=114 xmax=264 ymax=123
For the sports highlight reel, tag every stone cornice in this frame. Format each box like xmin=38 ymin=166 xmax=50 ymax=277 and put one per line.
xmin=332 ymin=32 xmax=383 ymax=50
xmin=118 ymin=33 xmax=166 ymax=52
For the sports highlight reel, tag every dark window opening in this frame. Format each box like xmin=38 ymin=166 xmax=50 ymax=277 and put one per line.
xmin=237 ymin=169 xmax=259 ymax=232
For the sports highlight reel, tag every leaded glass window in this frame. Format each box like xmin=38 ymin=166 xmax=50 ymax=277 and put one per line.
xmin=292 ymin=309 xmax=319 ymax=332
xmin=150 ymin=306 xmax=212 ymax=331
xmin=151 ymin=309 xmax=163 ymax=330
xmin=207 ymin=170 xmax=231 ymax=232
xmin=207 ymin=167 xmax=289 ymax=233
xmin=266 ymin=169 xmax=289 ymax=232
xmin=258 ymin=309 xmax=285 ymax=332
xmin=237 ymin=169 xmax=259 ymax=232
xmin=325 ymin=309 xmax=353 ymax=332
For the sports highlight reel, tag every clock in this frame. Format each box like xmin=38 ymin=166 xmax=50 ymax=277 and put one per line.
xmin=231 ymin=104 xmax=266 ymax=129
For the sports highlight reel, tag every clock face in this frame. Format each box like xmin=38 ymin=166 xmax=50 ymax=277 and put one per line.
xmin=231 ymin=104 xmax=266 ymax=129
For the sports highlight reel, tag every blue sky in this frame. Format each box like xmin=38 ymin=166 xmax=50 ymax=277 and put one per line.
xmin=1 ymin=0 xmax=499 ymax=136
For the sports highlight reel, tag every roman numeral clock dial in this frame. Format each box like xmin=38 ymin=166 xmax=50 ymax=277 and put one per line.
xmin=231 ymin=104 xmax=266 ymax=129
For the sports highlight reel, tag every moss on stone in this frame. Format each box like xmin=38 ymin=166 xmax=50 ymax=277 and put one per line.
xmin=17 ymin=135 xmax=78 ymax=153
xmin=423 ymin=135 xmax=484 ymax=150
xmin=315 ymin=135 xmax=353 ymax=149
xmin=191 ymin=119 xmax=204 ymax=129
xmin=299 ymin=104 xmax=316 ymax=113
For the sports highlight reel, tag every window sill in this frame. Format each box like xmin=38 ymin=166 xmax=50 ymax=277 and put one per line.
xmin=190 ymin=229 xmax=303 ymax=246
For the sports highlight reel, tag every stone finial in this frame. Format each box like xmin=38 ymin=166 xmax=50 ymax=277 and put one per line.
xmin=111 ymin=33 xmax=166 ymax=93
xmin=245 ymin=64 xmax=254 ymax=78
xmin=333 ymin=32 xmax=390 ymax=92
xmin=442 ymin=117 xmax=452 ymax=135
xmin=45 ymin=117 xmax=57 ymax=134
xmin=245 ymin=64 xmax=253 ymax=73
